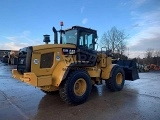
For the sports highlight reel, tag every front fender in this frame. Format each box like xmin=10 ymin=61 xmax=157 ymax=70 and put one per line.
xmin=101 ymin=64 xmax=118 ymax=80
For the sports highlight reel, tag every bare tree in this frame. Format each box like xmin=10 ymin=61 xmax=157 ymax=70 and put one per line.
xmin=154 ymin=49 xmax=160 ymax=57
xmin=154 ymin=49 xmax=160 ymax=66
xmin=145 ymin=48 xmax=154 ymax=64
xmin=145 ymin=48 xmax=154 ymax=59
xmin=100 ymin=27 xmax=127 ymax=56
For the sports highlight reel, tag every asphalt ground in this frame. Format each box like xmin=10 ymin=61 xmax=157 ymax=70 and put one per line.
xmin=0 ymin=62 xmax=160 ymax=120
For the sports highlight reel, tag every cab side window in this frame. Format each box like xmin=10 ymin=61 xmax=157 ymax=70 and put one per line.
xmin=79 ymin=32 xmax=94 ymax=50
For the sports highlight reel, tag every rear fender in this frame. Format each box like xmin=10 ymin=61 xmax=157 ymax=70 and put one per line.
xmin=61 ymin=63 xmax=83 ymax=81
xmin=52 ymin=61 xmax=68 ymax=87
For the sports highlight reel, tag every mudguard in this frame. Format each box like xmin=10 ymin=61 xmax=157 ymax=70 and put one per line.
xmin=113 ymin=60 xmax=139 ymax=81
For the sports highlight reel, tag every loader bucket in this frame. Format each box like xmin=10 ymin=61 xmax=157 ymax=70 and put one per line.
xmin=113 ymin=60 xmax=139 ymax=81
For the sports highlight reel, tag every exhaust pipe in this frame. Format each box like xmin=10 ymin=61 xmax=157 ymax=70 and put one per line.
xmin=52 ymin=27 xmax=58 ymax=44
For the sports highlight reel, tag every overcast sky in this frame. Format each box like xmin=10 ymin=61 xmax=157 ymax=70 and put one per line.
xmin=0 ymin=0 xmax=160 ymax=58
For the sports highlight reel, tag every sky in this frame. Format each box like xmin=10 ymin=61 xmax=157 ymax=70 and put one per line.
xmin=0 ymin=0 xmax=160 ymax=58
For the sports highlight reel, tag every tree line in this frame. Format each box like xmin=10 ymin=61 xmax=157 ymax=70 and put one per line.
xmin=100 ymin=27 xmax=160 ymax=67
xmin=137 ymin=48 xmax=160 ymax=66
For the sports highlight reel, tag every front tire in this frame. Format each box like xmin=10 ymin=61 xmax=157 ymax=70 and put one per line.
xmin=106 ymin=67 xmax=125 ymax=92
xmin=59 ymin=70 xmax=92 ymax=105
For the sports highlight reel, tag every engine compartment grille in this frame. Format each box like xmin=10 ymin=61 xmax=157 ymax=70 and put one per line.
xmin=40 ymin=52 xmax=54 ymax=68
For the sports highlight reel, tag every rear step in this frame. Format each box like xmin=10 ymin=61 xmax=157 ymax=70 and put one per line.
xmin=113 ymin=60 xmax=139 ymax=81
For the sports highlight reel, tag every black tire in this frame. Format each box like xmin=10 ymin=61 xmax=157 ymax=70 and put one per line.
xmin=106 ymin=67 xmax=125 ymax=92
xmin=59 ymin=70 xmax=92 ymax=105
xmin=41 ymin=89 xmax=59 ymax=95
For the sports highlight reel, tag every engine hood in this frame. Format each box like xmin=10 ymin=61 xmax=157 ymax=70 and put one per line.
xmin=33 ymin=44 xmax=76 ymax=51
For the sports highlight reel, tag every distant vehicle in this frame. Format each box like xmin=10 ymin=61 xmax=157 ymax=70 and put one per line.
xmin=2 ymin=51 xmax=18 ymax=65
xmin=150 ymin=64 xmax=160 ymax=71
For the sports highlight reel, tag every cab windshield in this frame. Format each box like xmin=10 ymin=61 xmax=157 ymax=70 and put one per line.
xmin=62 ymin=30 xmax=77 ymax=45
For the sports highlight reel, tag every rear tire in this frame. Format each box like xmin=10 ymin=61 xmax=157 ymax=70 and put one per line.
xmin=106 ymin=67 xmax=125 ymax=92
xmin=59 ymin=70 xmax=92 ymax=105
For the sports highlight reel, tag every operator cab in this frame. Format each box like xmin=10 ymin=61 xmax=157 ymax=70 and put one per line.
xmin=61 ymin=26 xmax=97 ymax=50
xmin=61 ymin=26 xmax=98 ymax=66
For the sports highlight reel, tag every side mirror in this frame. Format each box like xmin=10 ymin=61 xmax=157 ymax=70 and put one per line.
xmin=95 ymin=38 xmax=98 ymax=43
xmin=95 ymin=43 xmax=99 ymax=51
xmin=94 ymin=38 xmax=98 ymax=50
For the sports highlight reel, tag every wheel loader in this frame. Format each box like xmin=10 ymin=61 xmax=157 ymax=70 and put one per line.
xmin=1 ymin=51 xmax=18 ymax=65
xmin=12 ymin=24 xmax=139 ymax=105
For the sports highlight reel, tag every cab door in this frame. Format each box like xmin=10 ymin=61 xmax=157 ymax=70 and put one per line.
xmin=77 ymin=32 xmax=97 ymax=67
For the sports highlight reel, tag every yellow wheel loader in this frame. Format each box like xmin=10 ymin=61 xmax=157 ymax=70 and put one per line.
xmin=12 ymin=24 xmax=139 ymax=105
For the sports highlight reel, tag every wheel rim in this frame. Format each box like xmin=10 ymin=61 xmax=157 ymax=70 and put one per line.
xmin=116 ymin=73 xmax=123 ymax=85
xmin=74 ymin=78 xmax=87 ymax=96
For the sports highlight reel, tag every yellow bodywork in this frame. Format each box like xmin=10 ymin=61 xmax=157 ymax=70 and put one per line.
xmin=12 ymin=44 xmax=114 ymax=92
